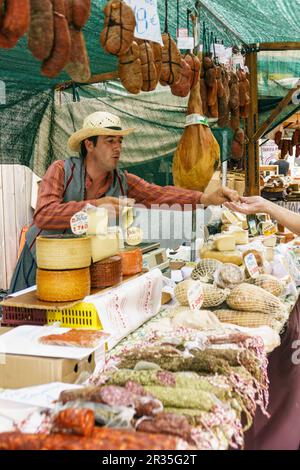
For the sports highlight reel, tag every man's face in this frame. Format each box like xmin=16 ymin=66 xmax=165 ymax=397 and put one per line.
xmin=87 ymin=135 xmax=124 ymax=171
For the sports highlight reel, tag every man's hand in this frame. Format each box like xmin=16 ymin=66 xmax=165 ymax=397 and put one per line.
xmin=201 ymin=187 xmax=240 ymax=207
xmin=95 ymin=196 xmax=135 ymax=218
xmin=224 ymin=196 xmax=272 ymax=215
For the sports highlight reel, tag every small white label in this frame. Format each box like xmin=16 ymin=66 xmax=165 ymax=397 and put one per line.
xmin=126 ymin=226 xmax=143 ymax=246
xmin=188 ymin=281 xmax=204 ymax=312
xmin=232 ymin=53 xmax=245 ymax=70
xmin=177 ymin=28 xmax=188 ymax=38
xmin=177 ymin=37 xmax=194 ymax=50
xmin=185 ymin=114 xmax=209 ymax=127
xmin=244 ymin=253 xmax=260 ymax=278
xmin=70 ymin=211 xmax=89 ymax=235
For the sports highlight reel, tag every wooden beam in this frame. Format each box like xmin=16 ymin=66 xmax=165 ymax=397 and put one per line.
xmin=56 ymin=71 xmax=119 ymax=90
xmin=257 ymin=42 xmax=300 ymax=51
xmin=252 ymin=81 xmax=300 ymax=141
xmin=245 ymin=51 xmax=260 ymax=196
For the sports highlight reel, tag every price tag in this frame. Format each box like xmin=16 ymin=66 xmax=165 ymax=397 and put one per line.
xmin=262 ymin=222 xmax=277 ymax=236
xmin=124 ymin=0 xmax=163 ymax=45
xmin=177 ymin=37 xmax=194 ymax=50
xmin=185 ymin=114 xmax=209 ymax=127
xmin=187 ymin=281 xmax=204 ymax=312
xmin=244 ymin=253 xmax=260 ymax=278
xmin=232 ymin=53 xmax=245 ymax=70
xmin=177 ymin=28 xmax=188 ymax=38
xmin=126 ymin=226 xmax=143 ymax=246
xmin=70 ymin=211 xmax=89 ymax=235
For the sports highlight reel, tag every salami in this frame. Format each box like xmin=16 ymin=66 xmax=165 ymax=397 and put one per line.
xmin=151 ymin=41 xmax=162 ymax=81
xmin=183 ymin=52 xmax=200 ymax=89
xmin=0 ymin=429 xmax=187 ymax=450
xmin=52 ymin=408 xmax=95 ymax=437
xmin=160 ymin=33 xmax=181 ymax=86
xmin=98 ymin=385 xmax=135 ymax=407
xmin=2 ymin=0 xmax=30 ymax=37
xmin=138 ymin=40 xmax=158 ymax=92
xmin=71 ymin=0 xmax=91 ymax=28
xmin=41 ymin=0 xmax=71 ymax=78
xmin=171 ymin=57 xmax=191 ymax=98
xmin=136 ymin=412 xmax=193 ymax=444
xmin=65 ymin=26 xmax=91 ymax=82
xmin=118 ymin=41 xmax=143 ymax=94
xmin=28 ymin=0 xmax=54 ymax=60
xmin=100 ymin=0 xmax=136 ymax=56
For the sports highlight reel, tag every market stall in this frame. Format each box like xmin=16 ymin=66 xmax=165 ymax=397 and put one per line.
xmin=0 ymin=0 xmax=300 ymax=452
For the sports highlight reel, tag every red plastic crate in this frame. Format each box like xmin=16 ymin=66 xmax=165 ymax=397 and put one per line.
xmin=1 ymin=306 xmax=47 ymax=327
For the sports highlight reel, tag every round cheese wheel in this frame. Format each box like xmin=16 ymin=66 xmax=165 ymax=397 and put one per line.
xmin=36 ymin=267 xmax=91 ymax=302
xmin=120 ymin=248 xmax=143 ymax=276
xmin=90 ymin=255 xmax=122 ymax=288
xmin=36 ymin=235 xmax=91 ymax=270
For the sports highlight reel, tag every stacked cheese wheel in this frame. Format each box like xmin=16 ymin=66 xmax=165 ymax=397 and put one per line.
xmin=90 ymin=255 xmax=122 ymax=288
xmin=119 ymin=248 xmax=143 ymax=276
xmin=36 ymin=235 xmax=91 ymax=302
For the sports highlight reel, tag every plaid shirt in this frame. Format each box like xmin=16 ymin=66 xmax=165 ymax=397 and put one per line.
xmin=34 ymin=160 xmax=203 ymax=230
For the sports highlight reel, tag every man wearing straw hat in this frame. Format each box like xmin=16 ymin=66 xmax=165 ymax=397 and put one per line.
xmin=9 ymin=111 xmax=239 ymax=293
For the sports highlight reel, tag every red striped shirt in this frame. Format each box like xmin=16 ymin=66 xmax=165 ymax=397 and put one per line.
xmin=33 ymin=160 xmax=203 ymax=230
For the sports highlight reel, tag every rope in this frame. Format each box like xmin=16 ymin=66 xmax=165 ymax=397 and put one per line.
xmin=164 ymin=0 xmax=168 ymax=33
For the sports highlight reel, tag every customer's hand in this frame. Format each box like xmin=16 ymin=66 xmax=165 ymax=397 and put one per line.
xmin=95 ymin=196 xmax=135 ymax=217
xmin=225 ymin=196 xmax=271 ymax=215
xmin=201 ymin=186 xmax=240 ymax=206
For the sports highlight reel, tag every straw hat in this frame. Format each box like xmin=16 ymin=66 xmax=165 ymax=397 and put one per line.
xmin=68 ymin=111 xmax=135 ymax=152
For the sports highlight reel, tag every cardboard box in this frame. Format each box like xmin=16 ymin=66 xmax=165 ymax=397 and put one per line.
xmin=0 ymin=328 xmax=95 ymax=389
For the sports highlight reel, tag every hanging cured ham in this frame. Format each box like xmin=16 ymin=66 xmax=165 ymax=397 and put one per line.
xmin=172 ymin=72 xmax=220 ymax=191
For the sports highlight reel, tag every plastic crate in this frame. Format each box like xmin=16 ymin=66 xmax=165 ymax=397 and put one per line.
xmin=1 ymin=306 xmax=47 ymax=326
xmin=47 ymin=302 xmax=102 ymax=330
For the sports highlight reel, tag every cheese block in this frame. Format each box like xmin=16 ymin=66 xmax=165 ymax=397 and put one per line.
xmin=36 ymin=268 xmax=90 ymax=302
xmin=120 ymin=248 xmax=143 ymax=276
xmin=213 ymin=234 xmax=236 ymax=252
xmin=224 ymin=227 xmax=249 ymax=245
xmin=36 ymin=235 xmax=91 ymax=270
xmin=221 ymin=222 xmax=243 ymax=231
xmin=90 ymin=228 xmax=120 ymax=263
xmin=242 ymin=249 xmax=264 ymax=266
xmin=221 ymin=210 xmax=240 ymax=225
xmin=90 ymin=255 xmax=122 ymax=288
xmin=122 ymin=206 xmax=134 ymax=229
xmin=262 ymin=235 xmax=277 ymax=248
xmin=233 ymin=212 xmax=248 ymax=229
xmin=87 ymin=207 xmax=108 ymax=235
xmin=200 ymin=247 xmax=243 ymax=266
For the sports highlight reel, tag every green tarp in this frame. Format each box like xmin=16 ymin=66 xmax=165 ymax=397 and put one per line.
xmin=0 ymin=0 xmax=299 ymax=183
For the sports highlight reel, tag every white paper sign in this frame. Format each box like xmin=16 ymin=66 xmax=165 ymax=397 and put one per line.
xmin=124 ymin=0 xmax=163 ymax=45
xmin=232 ymin=53 xmax=245 ymax=70
xmin=177 ymin=37 xmax=194 ymax=50
xmin=188 ymin=281 xmax=204 ymax=312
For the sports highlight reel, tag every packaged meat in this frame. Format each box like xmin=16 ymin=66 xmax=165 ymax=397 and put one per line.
xmin=39 ymin=329 xmax=109 ymax=348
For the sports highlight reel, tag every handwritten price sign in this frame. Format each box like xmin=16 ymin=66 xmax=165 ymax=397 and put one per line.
xmin=124 ymin=0 xmax=163 ymax=45
xmin=187 ymin=281 xmax=204 ymax=312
